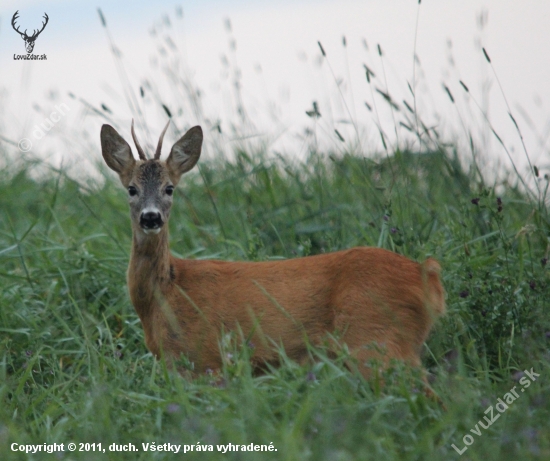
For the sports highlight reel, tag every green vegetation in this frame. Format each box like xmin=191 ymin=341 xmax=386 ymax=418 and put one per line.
xmin=0 ymin=141 xmax=549 ymax=460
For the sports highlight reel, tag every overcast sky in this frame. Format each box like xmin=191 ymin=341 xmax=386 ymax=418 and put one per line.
xmin=0 ymin=0 xmax=549 ymax=180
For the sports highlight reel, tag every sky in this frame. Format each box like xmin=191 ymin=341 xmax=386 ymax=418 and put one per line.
xmin=0 ymin=0 xmax=549 ymax=182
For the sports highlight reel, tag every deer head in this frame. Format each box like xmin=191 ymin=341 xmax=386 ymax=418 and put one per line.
xmin=100 ymin=121 xmax=203 ymax=237
xmin=12 ymin=11 xmax=49 ymax=54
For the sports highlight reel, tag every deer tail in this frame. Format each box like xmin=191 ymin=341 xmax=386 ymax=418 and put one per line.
xmin=421 ymin=258 xmax=446 ymax=319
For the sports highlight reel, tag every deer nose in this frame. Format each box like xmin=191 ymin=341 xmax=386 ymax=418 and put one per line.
xmin=140 ymin=210 xmax=163 ymax=229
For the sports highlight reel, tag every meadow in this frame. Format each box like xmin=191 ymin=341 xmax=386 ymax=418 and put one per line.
xmin=1 ymin=9 xmax=550 ymax=461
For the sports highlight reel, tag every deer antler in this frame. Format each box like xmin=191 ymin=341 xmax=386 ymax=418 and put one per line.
xmin=11 ymin=11 xmax=25 ymax=37
xmin=154 ymin=120 xmax=171 ymax=160
xmin=131 ymin=120 xmax=148 ymax=160
xmin=31 ymin=13 xmax=49 ymax=39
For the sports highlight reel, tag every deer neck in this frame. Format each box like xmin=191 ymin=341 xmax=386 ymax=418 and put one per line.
xmin=128 ymin=224 xmax=172 ymax=318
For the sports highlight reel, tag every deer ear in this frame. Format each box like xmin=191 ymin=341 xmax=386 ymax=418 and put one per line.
xmin=166 ymin=126 xmax=203 ymax=184
xmin=101 ymin=124 xmax=136 ymax=185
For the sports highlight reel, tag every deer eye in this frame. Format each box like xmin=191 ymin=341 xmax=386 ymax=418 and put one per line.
xmin=165 ymin=185 xmax=174 ymax=196
xmin=128 ymin=186 xmax=138 ymax=196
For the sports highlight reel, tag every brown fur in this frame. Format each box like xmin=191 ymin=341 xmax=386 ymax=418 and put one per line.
xmin=100 ymin=122 xmax=446 ymax=385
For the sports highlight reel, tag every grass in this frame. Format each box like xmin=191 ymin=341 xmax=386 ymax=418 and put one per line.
xmin=1 ymin=6 xmax=550 ymax=460
xmin=0 ymin=144 xmax=549 ymax=460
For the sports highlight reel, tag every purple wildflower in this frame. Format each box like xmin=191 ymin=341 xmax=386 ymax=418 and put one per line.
xmin=166 ymin=403 xmax=180 ymax=414
xmin=306 ymin=371 xmax=317 ymax=382
xmin=512 ymin=371 xmax=525 ymax=382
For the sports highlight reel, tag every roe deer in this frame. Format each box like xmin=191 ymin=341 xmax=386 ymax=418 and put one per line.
xmin=100 ymin=121 xmax=445 ymax=388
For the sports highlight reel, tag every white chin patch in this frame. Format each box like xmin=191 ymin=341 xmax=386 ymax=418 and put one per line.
xmin=142 ymin=228 xmax=161 ymax=235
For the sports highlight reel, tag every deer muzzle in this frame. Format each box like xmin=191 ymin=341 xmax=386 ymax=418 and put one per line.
xmin=140 ymin=209 xmax=163 ymax=234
